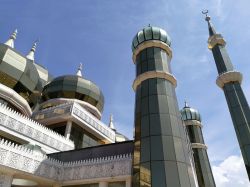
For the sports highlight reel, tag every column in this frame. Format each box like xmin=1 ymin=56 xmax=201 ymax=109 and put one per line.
xmin=0 ymin=173 xmax=13 ymax=187
xmin=64 ymin=120 xmax=72 ymax=140
xmin=99 ymin=181 xmax=108 ymax=187
xmin=126 ymin=178 xmax=131 ymax=187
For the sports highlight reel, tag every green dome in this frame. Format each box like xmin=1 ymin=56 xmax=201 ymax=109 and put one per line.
xmin=131 ymin=25 xmax=171 ymax=52
xmin=42 ymin=75 xmax=104 ymax=113
xmin=180 ymin=104 xmax=201 ymax=122
xmin=0 ymin=44 xmax=45 ymax=104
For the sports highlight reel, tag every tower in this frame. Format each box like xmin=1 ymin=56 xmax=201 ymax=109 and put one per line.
xmin=181 ymin=102 xmax=216 ymax=187
xmin=203 ymin=11 xmax=250 ymax=179
xmin=131 ymin=26 xmax=198 ymax=187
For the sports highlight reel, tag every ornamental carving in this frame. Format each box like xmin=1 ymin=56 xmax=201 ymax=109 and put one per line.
xmin=0 ymin=139 xmax=132 ymax=182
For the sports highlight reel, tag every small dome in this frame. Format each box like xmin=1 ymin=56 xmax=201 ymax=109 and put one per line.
xmin=180 ymin=103 xmax=201 ymax=122
xmin=131 ymin=25 xmax=171 ymax=52
xmin=42 ymin=75 xmax=104 ymax=113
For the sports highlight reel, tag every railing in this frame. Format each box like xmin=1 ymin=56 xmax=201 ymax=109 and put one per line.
xmin=0 ymin=104 xmax=74 ymax=151
xmin=33 ymin=102 xmax=116 ymax=142
xmin=0 ymin=139 xmax=132 ymax=181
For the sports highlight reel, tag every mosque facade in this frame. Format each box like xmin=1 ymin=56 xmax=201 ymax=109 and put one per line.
xmin=0 ymin=12 xmax=248 ymax=187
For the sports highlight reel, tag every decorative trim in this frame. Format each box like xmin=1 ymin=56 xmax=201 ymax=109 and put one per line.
xmin=191 ymin=143 xmax=207 ymax=149
xmin=216 ymin=71 xmax=242 ymax=88
xmin=184 ymin=120 xmax=202 ymax=128
xmin=0 ymin=104 xmax=74 ymax=151
xmin=33 ymin=102 xmax=116 ymax=143
xmin=132 ymin=40 xmax=172 ymax=63
xmin=133 ymin=71 xmax=177 ymax=91
xmin=72 ymin=103 xmax=116 ymax=142
xmin=0 ymin=83 xmax=32 ymax=116
xmin=208 ymin=34 xmax=226 ymax=49
xmin=0 ymin=139 xmax=132 ymax=182
xmin=39 ymin=98 xmax=101 ymax=119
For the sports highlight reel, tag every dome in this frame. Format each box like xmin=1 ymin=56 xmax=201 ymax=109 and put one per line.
xmin=131 ymin=25 xmax=171 ymax=52
xmin=180 ymin=103 xmax=201 ymax=122
xmin=0 ymin=44 xmax=44 ymax=104
xmin=42 ymin=75 xmax=104 ymax=113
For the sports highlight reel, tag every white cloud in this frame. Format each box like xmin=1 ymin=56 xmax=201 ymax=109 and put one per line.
xmin=212 ymin=155 xmax=250 ymax=187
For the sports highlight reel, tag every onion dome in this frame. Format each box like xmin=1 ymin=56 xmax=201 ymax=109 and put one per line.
xmin=180 ymin=102 xmax=201 ymax=122
xmin=131 ymin=25 xmax=171 ymax=52
xmin=0 ymin=43 xmax=42 ymax=104
xmin=42 ymin=64 xmax=104 ymax=113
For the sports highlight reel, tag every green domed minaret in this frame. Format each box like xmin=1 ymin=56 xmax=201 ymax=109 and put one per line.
xmin=131 ymin=26 xmax=198 ymax=187
xmin=181 ymin=102 xmax=216 ymax=187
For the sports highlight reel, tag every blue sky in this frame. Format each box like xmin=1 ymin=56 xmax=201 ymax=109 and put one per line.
xmin=0 ymin=0 xmax=250 ymax=186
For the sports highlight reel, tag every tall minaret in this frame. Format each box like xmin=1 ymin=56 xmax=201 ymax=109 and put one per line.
xmin=203 ymin=10 xmax=250 ymax=179
xmin=181 ymin=102 xmax=216 ymax=187
xmin=131 ymin=26 xmax=198 ymax=187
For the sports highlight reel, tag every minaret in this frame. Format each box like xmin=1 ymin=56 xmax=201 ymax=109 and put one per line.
xmin=5 ymin=29 xmax=17 ymax=48
xmin=131 ymin=26 xmax=198 ymax=187
xmin=203 ymin=10 xmax=250 ymax=179
xmin=181 ymin=102 xmax=216 ymax=187
xmin=26 ymin=40 xmax=38 ymax=61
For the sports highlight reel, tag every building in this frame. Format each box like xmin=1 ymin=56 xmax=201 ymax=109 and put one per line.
xmin=0 ymin=12 xmax=248 ymax=187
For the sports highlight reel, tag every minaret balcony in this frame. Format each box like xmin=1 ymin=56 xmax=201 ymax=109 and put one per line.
xmin=216 ymin=71 xmax=243 ymax=88
xmin=208 ymin=34 xmax=226 ymax=49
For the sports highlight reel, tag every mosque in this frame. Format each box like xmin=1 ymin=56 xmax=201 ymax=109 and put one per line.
xmin=0 ymin=11 xmax=249 ymax=187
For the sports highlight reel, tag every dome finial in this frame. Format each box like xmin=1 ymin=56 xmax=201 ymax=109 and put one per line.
xmin=76 ymin=63 xmax=83 ymax=77
xmin=5 ymin=29 xmax=18 ymax=48
xmin=26 ymin=39 xmax=39 ymax=61
xmin=202 ymin=10 xmax=216 ymax=36
xmin=184 ymin=100 xmax=189 ymax=108
xmin=109 ymin=114 xmax=116 ymax=131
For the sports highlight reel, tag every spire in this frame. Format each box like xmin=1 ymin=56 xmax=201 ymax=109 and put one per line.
xmin=109 ymin=114 xmax=116 ymax=131
xmin=76 ymin=63 xmax=83 ymax=77
xmin=26 ymin=40 xmax=38 ymax=61
xmin=5 ymin=29 xmax=17 ymax=48
xmin=184 ymin=100 xmax=189 ymax=108
xmin=202 ymin=10 xmax=216 ymax=36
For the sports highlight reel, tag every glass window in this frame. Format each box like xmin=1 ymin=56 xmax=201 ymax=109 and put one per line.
xmin=151 ymin=161 xmax=166 ymax=187
xmin=146 ymin=47 xmax=154 ymax=59
xmin=149 ymin=114 xmax=161 ymax=135
xmin=165 ymin=161 xmax=180 ymax=187
xmin=141 ymin=137 xmax=150 ymax=163
xmin=141 ymin=115 xmax=149 ymax=138
xmin=148 ymin=78 xmax=157 ymax=95
xmin=151 ymin=136 xmax=164 ymax=160
xmin=149 ymin=95 xmax=159 ymax=114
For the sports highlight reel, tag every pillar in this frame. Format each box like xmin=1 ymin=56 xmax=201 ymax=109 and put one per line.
xmin=0 ymin=173 xmax=13 ymax=187
xmin=64 ymin=120 xmax=72 ymax=140
xmin=99 ymin=181 xmax=108 ymax=187
xmin=126 ymin=178 xmax=131 ymax=187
